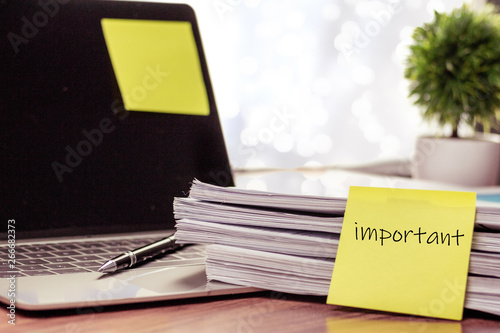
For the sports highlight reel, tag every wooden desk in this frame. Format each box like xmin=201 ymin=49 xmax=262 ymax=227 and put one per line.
xmin=1 ymin=292 xmax=499 ymax=332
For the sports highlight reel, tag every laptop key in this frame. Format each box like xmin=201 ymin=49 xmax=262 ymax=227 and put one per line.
xmin=79 ymin=243 xmax=102 ymax=249
xmin=17 ymin=245 xmax=56 ymax=253
xmin=10 ymin=253 xmax=29 ymax=260
xmin=0 ymin=266 xmax=16 ymax=272
xmin=0 ymin=262 xmax=13 ymax=270
xmin=79 ymin=261 xmax=102 ymax=268
xmin=22 ymin=252 xmax=56 ymax=259
xmin=47 ymin=257 xmax=76 ymax=263
xmin=82 ymin=248 xmax=114 ymax=255
xmin=18 ymin=265 xmax=46 ymax=271
xmin=44 ymin=263 xmax=78 ymax=270
xmin=23 ymin=270 xmax=57 ymax=276
xmin=73 ymin=254 xmax=105 ymax=261
xmin=109 ymin=247 xmax=129 ymax=253
xmin=19 ymin=259 xmax=49 ymax=265
xmin=49 ymin=244 xmax=85 ymax=251
xmin=51 ymin=250 xmax=81 ymax=257
xmin=52 ymin=268 xmax=92 ymax=274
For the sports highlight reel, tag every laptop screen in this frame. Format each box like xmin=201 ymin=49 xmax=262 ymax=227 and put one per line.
xmin=0 ymin=1 xmax=233 ymax=239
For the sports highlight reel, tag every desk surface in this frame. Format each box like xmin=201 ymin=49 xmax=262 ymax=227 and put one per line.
xmin=1 ymin=292 xmax=499 ymax=332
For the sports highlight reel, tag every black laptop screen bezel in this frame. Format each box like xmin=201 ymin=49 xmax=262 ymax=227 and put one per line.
xmin=0 ymin=0 xmax=234 ymax=240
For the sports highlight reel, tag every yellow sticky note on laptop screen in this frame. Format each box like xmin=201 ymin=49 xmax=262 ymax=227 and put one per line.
xmin=101 ymin=19 xmax=209 ymax=115
xmin=327 ymin=187 xmax=476 ymax=320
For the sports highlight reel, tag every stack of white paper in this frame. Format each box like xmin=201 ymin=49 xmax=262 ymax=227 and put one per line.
xmin=174 ymin=179 xmax=500 ymax=317
xmin=205 ymin=244 xmax=500 ymax=316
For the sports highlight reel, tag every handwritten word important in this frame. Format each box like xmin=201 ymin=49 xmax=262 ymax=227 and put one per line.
xmin=354 ymin=222 xmax=465 ymax=246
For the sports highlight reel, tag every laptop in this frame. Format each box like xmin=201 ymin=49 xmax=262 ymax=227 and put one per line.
xmin=0 ymin=0 xmax=259 ymax=310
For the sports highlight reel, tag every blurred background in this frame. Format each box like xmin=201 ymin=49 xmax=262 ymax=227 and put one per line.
xmin=148 ymin=0 xmax=488 ymax=171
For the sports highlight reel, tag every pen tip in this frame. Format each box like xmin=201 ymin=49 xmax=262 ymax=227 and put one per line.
xmin=98 ymin=260 xmax=117 ymax=274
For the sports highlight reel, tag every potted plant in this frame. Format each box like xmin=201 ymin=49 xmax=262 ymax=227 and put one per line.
xmin=404 ymin=3 xmax=500 ymax=186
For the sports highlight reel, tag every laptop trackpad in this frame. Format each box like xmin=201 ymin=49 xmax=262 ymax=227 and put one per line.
xmin=121 ymin=265 xmax=209 ymax=294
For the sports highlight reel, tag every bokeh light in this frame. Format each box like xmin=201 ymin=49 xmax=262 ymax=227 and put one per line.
xmin=159 ymin=0 xmax=472 ymax=170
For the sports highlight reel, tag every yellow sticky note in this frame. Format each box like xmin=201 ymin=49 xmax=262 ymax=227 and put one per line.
xmin=327 ymin=187 xmax=476 ymax=320
xmin=101 ymin=19 xmax=209 ymax=115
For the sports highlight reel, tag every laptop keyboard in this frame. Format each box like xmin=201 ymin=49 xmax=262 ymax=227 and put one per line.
xmin=0 ymin=237 xmax=205 ymax=278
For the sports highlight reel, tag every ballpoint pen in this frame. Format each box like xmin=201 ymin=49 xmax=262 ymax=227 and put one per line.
xmin=97 ymin=234 xmax=182 ymax=274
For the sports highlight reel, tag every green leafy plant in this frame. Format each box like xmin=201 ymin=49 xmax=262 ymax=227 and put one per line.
xmin=405 ymin=4 xmax=500 ymax=137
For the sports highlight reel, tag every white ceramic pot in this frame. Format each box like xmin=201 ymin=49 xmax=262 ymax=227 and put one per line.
xmin=411 ymin=134 xmax=500 ymax=186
